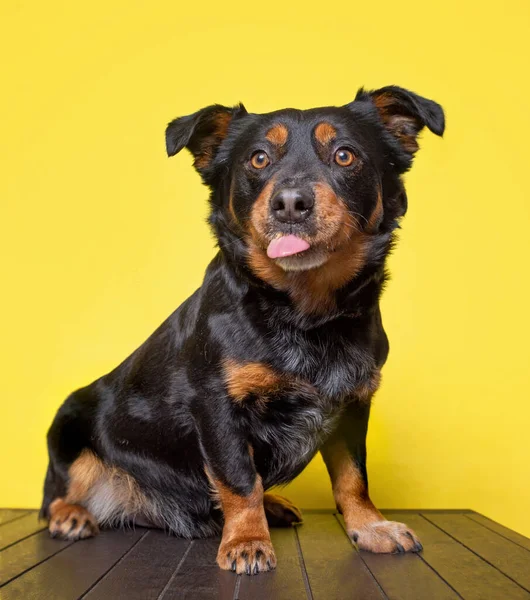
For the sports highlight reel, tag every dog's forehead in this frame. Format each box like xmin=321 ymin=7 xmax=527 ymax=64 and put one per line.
xmin=252 ymin=106 xmax=354 ymax=136
xmin=221 ymin=104 xmax=375 ymax=162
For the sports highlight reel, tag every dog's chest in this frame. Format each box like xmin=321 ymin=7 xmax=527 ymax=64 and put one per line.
xmin=250 ymin=326 xmax=378 ymax=485
xmin=246 ymin=367 xmax=375 ymax=488
xmin=250 ymin=391 xmax=342 ymax=488
xmin=269 ymin=321 xmax=377 ymax=398
xmin=229 ymin=318 xmax=379 ymax=486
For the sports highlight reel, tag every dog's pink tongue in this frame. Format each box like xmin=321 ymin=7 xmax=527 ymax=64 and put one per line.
xmin=267 ymin=235 xmax=310 ymax=259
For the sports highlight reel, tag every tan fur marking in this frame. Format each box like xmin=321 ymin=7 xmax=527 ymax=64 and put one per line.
xmin=265 ymin=123 xmax=288 ymax=147
xmin=224 ymin=359 xmax=283 ymax=403
xmin=66 ymin=449 xmax=107 ymax=502
xmin=314 ymin=122 xmax=337 ymax=145
xmin=249 ymin=178 xmax=276 ymax=238
xmin=62 ymin=449 xmax=152 ymax=526
xmin=367 ymin=191 xmax=384 ymax=233
xmin=355 ymin=370 xmax=382 ymax=401
xmin=321 ymin=440 xmax=383 ymax=530
xmin=228 ymin=178 xmax=238 ymax=225
xmin=194 ymin=112 xmax=232 ymax=170
xmin=372 ymin=91 xmax=396 ymax=113
xmin=372 ymin=92 xmax=420 ymax=153
xmin=212 ymin=474 xmax=276 ymax=574
xmin=223 ymin=359 xmax=315 ymax=407
xmin=321 ymin=440 xmax=422 ymax=553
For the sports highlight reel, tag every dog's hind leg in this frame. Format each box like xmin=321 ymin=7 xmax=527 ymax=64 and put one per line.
xmin=48 ymin=497 xmax=99 ymax=540
xmin=263 ymin=493 xmax=303 ymax=527
xmin=42 ymin=457 xmax=99 ymax=540
xmin=45 ymin=444 xmax=154 ymax=540
xmin=41 ymin=389 xmax=101 ymax=541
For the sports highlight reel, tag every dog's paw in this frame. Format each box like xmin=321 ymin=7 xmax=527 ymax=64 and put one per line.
xmin=217 ymin=538 xmax=277 ymax=575
xmin=350 ymin=520 xmax=422 ymax=554
xmin=264 ymin=493 xmax=303 ymax=527
xmin=49 ymin=501 xmax=99 ymax=541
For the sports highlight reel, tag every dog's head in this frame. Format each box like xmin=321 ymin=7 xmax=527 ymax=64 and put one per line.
xmin=166 ymin=87 xmax=444 ymax=283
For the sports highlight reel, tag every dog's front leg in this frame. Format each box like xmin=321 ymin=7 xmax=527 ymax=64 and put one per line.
xmin=321 ymin=401 xmax=423 ymax=554
xmin=212 ymin=471 xmax=276 ymax=575
xmin=195 ymin=403 xmax=276 ymax=575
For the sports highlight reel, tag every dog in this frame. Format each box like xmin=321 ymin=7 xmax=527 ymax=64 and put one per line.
xmin=41 ymin=85 xmax=444 ymax=575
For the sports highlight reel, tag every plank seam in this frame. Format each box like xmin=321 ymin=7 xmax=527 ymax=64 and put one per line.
xmin=333 ymin=513 xmax=389 ymax=600
xmin=232 ymin=575 xmax=241 ymax=600
xmin=464 ymin=514 xmax=530 ymax=552
xmin=415 ymin=553 xmax=465 ymax=599
xmin=157 ymin=539 xmax=193 ymax=600
xmin=294 ymin=525 xmax=314 ymax=600
xmin=0 ymin=537 xmax=76 ymax=588
xmin=0 ymin=512 xmax=31 ymax=528
xmin=420 ymin=514 xmax=530 ymax=594
xmin=0 ymin=525 xmax=48 ymax=552
xmin=78 ymin=530 xmax=149 ymax=599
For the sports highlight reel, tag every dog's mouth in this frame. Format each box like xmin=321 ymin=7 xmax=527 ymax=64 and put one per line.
xmin=266 ymin=235 xmax=310 ymax=259
xmin=264 ymin=234 xmax=331 ymax=272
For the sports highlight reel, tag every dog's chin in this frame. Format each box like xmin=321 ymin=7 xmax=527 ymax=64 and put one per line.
xmin=274 ymin=250 xmax=329 ymax=272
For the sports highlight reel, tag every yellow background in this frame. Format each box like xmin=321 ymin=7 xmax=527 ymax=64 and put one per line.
xmin=1 ymin=1 xmax=529 ymax=537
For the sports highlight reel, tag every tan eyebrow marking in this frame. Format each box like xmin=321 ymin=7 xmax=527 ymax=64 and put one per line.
xmin=314 ymin=122 xmax=337 ymax=145
xmin=265 ymin=123 xmax=289 ymax=146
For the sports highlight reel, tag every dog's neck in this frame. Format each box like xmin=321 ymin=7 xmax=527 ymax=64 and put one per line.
xmin=209 ymin=244 xmax=390 ymax=331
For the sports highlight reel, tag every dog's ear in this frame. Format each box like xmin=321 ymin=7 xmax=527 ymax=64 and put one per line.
xmin=165 ymin=103 xmax=247 ymax=172
xmin=355 ymin=86 xmax=445 ymax=155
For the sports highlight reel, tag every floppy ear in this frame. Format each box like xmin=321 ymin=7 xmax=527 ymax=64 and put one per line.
xmin=356 ymin=86 xmax=445 ymax=154
xmin=165 ymin=103 xmax=247 ymax=172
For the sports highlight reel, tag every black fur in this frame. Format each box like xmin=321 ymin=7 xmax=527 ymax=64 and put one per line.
xmin=42 ymin=86 xmax=444 ymax=538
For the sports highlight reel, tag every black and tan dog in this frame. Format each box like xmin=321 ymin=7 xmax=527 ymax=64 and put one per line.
xmin=41 ymin=86 xmax=444 ymax=575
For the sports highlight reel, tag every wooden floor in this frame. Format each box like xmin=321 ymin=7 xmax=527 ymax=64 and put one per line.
xmin=1 ymin=509 xmax=529 ymax=599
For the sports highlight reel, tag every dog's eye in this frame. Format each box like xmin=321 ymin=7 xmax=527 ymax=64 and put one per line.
xmin=334 ymin=148 xmax=355 ymax=167
xmin=250 ymin=151 xmax=270 ymax=169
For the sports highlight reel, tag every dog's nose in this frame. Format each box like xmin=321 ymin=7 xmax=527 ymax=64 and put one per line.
xmin=270 ymin=188 xmax=314 ymax=224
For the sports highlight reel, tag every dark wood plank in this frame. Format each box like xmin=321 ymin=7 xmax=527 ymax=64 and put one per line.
xmin=424 ymin=513 xmax=530 ymax=591
xmin=83 ymin=529 xmax=190 ymax=600
xmin=0 ymin=513 xmax=47 ymax=550
xmin=0 ymin=529 xmax=73 ymax=586
xmin=385 ymin=512 xmax=530 ymax=600
xmin=158 ymin=537 xmax=237 ymax=600
xmin=1 ymin=529 xmax=145 ymax=600
xmin=0 ymin=509 xmax=31 ymax=526
xmin=297 ymin=512 xmax=386 ymax=600
xmin=337 ymin=515 xmax=460 ymax=600
xmin=237 ymin=527 xmax=308 ymax=600
xmin=466 ymin=513 xmax=530 ymax=551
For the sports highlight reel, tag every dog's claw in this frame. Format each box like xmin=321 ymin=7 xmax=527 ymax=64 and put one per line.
xmin=352 ymin=521 xmax=422 ymax=554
